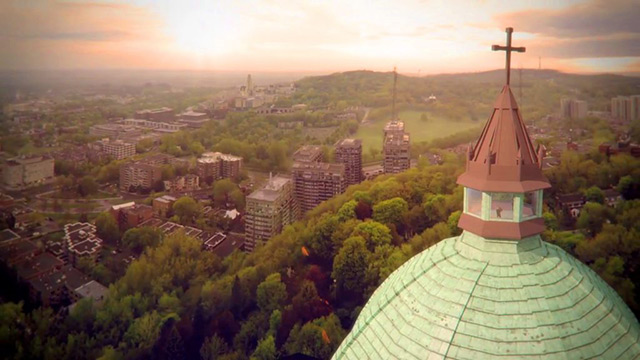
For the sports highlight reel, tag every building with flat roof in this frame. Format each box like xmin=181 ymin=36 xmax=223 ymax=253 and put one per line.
xmin=164 ymin=174 xmax=200 ymax=193
xmin=110 ymin=202 xmax=154 ymax=232
xmin=119 ymin=159 xmax=164 ymax=192
xmin=135 ymin=107 xmax=175 ymax=122
xmin=15 ymin=252 xmax=63 ymax=280
xmin=292 ymin=162 xmax=346 ymax=214
xmin=196 ymin=152 xmax=243 ymax=183
xmin=0 ymin=238 xmax=39 ymax=266
xmin=383 ymin=121 xmax=411 ymax=174
xmin=89 ymin=124 xmax=142 ymax=140
xmin=152 ymin=195 xmax=177 ymax=218
xmin=178 ymin=110 xmax=209 ymax=128
xmin=245 ymin=175 xmax=297 ymax=252
xmin=2 ymin=155 xmax=54 ymax=189
xmin=334 ymin=138 xmax=362 ymax=186
xmin=293 ymin=145 xmax=323 ymax=163
xmin=63 ymin=222 xmax=103 ymax=266
xmin=94 ymin=139 xmax=136 ymax=160
xmin=611 ymin=95 xmax=640 ymax=121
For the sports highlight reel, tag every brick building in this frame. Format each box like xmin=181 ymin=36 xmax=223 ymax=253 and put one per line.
xmin=152 ymin=195 xmax=177 ymax=218
xmin=334 ymin=138 xmax=362 ymax=186
xmin=94 ymin=139 xmax=136 ymax=160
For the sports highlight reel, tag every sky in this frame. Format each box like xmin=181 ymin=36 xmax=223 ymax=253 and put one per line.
xmin=1 ymin=0 xmax=639 ymax=74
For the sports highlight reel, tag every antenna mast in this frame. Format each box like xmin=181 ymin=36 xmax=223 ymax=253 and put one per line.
xmin=392 ymin=67 xmax=397 ymax=120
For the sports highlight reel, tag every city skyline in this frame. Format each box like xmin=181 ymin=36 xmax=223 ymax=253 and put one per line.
xmin=2 ymin=0 xmax=639 ymax=74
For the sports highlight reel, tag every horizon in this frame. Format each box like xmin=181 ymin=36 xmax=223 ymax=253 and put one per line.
xmin=2 ymin=0 xmax=639 ymax=75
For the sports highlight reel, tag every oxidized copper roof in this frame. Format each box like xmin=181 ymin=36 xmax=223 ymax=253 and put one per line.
xmin=457 ymin=85 xmax=550 ymax=192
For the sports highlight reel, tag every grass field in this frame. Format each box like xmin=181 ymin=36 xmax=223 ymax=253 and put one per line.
xmin=355 ymin=110 xmax=480 ymax=152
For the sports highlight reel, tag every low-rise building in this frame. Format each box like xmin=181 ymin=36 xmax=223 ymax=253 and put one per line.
xmin=89 ymin=124 xmax=142 ymax=140
xmin=164 ymin=174 xmax=200 ymax=192
xmin=63 ymin=223 xmax=103 ymax=265
xmin=110 ymin=202 xmax=154 ymax=231
xmin=94 ymin=139 xmax=136 ymax=160
xmin=178 ymin=110 xmax=209 ymax=128
xmin=2 ymin=155 xmax=54 ymax=189
xmin=152 ymin=195 xmax=177 ymax=218
xmin=135 ymin=107 xmax=175 ymax=122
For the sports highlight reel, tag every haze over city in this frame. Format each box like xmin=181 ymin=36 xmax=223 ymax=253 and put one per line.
xmin=2 ymin=0 xmax=639 ymax=74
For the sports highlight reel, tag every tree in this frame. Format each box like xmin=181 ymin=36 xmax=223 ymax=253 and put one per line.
xmin=256 ymin=273 xmax=287 ymax=314
xmin=173 ymin=197 xmax=201 ymax=224
xmin=122 ymin=227 xmax=164 ymax=253
xmin=351 ymin=221 xmax=392 ymax=250
xmin=213 ymin=179 xmax=244 ymax=210
xmin=576 ymin=202 xmax=612 ymax=236
xmin=336 ymin=200 xmax=357 ymax=222
xmin=354 ymin=200 xmax=372 ymax=220
xmin=584 ymin=186 xmax=605 ymax=204
xmin=251 ymin=335 xmax=277 ymax=360
xmin=200 ymin=335 xmax=228 ymax=360
xmin=332 ymin=236 xmax=369 ymax=300
xmin=95 ymin=212 xmax=120 ymax=244
xmin=618 ymin=175 xmax=640 ymax=200
xmin=77 ymin=175 xmax=98 ymax=197
xmin=372 ymin=197 xmax=408 ymax=226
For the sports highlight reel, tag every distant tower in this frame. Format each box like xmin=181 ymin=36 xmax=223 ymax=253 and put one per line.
xmin=247 ymin=74 xmax=253 ymax=96
xmin=383 ymin=67 xmax=410 ymax=174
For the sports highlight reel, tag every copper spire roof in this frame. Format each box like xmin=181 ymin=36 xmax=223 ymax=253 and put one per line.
xmin=457 ymin=81 xmax=549 ymax=191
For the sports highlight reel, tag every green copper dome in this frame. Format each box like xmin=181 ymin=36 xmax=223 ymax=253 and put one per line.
xmin=332 ymin=232 xmax=640 ymax=359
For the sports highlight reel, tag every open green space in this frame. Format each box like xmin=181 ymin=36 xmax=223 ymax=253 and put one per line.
xmin=355 ymin=109 xmax=480 ymax=152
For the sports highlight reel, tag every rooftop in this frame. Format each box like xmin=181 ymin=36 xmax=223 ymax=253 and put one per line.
xmin=15 ymin=252 xmax=63 ymax=280
xmin=335 ymin=138 xmax=362 ymax=148
xmin=74 ymin=280 xmax=108 ymax=301
xmin=293 ymin=145 xmax=323 ymax=162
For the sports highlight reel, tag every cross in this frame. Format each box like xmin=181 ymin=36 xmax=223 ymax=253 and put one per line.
xmin=492 ymin=27 xmax=525 ymax=85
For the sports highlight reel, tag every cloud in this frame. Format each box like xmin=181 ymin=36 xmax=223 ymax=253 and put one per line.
xmin=0 ymin=0 xmax=168 ymax=69
xmin=495 ymin=0 xmax=640 ymax=38
xmin=530 ymin=34 xmax=640 ymax=58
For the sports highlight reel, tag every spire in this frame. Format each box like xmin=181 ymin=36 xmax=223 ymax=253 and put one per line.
xmin=457 ymin=28 xmax=549 ymax=193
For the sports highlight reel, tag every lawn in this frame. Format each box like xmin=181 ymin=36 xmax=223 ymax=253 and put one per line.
xmin=355 ymin=110 xmax=480 ymax=153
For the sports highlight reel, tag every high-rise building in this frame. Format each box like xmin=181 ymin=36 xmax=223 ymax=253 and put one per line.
xmin=334 ymin=138 xmax=362 ymax=186
xmin=383 ymin=121 xmax=411 ymax=174
xmin=245 ymin=175 xmax=297 ymax=252
xmin=560 ymin=98 xmax=588 ymax=119
xmin=2 ymin=155 xmax=54 ymax=189
xmin=612 ymin=95 xmax=640 ymax=121
xmin=292 ymin=145 xmax=323 ymax=163
xmin=292 ymin=162 xmax=346 ymax=213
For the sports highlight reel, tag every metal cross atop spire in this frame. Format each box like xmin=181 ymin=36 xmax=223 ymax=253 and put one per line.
xmin=492 ymin=27 xmax=525 ymax=85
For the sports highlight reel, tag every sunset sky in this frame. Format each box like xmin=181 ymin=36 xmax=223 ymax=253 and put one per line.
xmin=1 ymin=0 xmax=638 ymax=74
